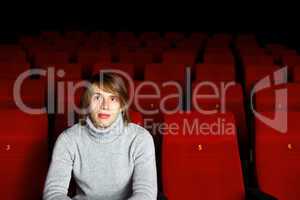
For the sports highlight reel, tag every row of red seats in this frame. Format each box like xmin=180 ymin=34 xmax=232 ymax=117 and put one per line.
xmin=2 ymin=108 xmax=298 ymax=199
xmin=163 ymin=111 xmax=299 ymax=200
xmin=0 ymin=62 xmax=235 ymax=82
xmin=0 ymin=108 xmax=141 ymax=199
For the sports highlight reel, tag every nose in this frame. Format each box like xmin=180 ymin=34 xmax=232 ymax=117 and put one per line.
xmin=100 ymin=97 xmax=109 ymax=110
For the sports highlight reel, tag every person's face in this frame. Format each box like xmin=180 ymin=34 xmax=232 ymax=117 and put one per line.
xmin=89 ymin=84 xmax=122 ymax=128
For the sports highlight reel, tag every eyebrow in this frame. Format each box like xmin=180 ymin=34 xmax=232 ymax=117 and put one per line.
xmin=92 ymin=92 xmax=117 ymax=97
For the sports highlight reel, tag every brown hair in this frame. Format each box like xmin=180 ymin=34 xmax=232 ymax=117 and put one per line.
xmin=79 ymin=72 xmax=130 ymax=125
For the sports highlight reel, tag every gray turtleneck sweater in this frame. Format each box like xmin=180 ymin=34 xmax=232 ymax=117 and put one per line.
xmin=43 ymin=114 xmax=157 ymax=200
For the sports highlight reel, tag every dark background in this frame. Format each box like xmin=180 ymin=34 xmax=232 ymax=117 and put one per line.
xmin=0 ymin=7 xmax=298 ymax=50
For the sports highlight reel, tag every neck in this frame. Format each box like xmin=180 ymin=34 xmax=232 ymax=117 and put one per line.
xmin=85 ymin=113 xmax=125 ymax=143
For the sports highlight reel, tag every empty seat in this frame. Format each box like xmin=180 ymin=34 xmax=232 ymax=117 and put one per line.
xmin=77 ymin=49 xmax=112 ymax=66
xmin=144 ymin=64 xmax=186 ymax=85
xmin=92 ymin=63 xmax=135 ymax=79
xmin=238 ymin=48 xmax=263 ymax=57
xmin=195 ymin=63 xmax=235 ymax=82
xmin=242 ymin=55 xmax=274 ymax=66
xmin=131 ymin=80 xmax=183 ymax=135
xmin=119 ymin=50 xmax=153 ymax=79
xmin=128 ymin=110 xmax=144 ymax=126
xmin=191 ymin=82 xmax=248 ymax=157
xmin=52 ymin=79 xmax=86 ymax=142
xmin=281 ymin=51 xmax=300 ymax=67
xmin=145 ymin=39 xmax=171 ymax=50
xmin=255 ymin=83 xmax=300 ymax=112
xmin=0 ymin=45 xmax=27 ymax=64
xmin=244 ymin=64 xmax=282 ymax=95
xmin=0 ymin=108 xmax=48 ymax=200
xmin=0 ymin=78 xmax=46 ymax=109
xmin=280 ymin=51 xmax=300 ymax=77
xmin=266 ymin=44 xmax=287 ymax=61
xmin=175 ymin=38 xmax=202 ymax=50
xmin=132 ymin=80 xmax=183 ymax=112
xmin=0 ymin=63 xmax=30 ymax=79
xmin=204 ymin=52 xmax=235 ymax=65
xmin=34 ymin=51 xmax=70 ymax=67
xmin=43 ymin=64 xmax=84 ymax=81
xmin=206 ymin=38 xmax=231 ymax=48
xmin=293 ymin=67 xmax=300 ymax=82
xmin=162 ymin=112 xmax=246 ymax=200
xmin=51 ymin=38 xmax=82 ymax=53
xmin=255 ymin=112 xmax=300 ymax=200
xmin=162 ymin=50 xmax=197 ymax=65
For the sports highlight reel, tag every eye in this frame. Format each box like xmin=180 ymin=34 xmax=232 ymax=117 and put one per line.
xmin=111 ymin=96 xmax=118 ymax=102
xmin=93 ymin=94 xmax=103 ymax=101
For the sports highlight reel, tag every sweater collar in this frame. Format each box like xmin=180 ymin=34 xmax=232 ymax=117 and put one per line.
xmin=86 ymin=113 xmax=124 ymax=143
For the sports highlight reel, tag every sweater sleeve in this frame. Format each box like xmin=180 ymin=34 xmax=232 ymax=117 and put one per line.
xmin=127 ymin=131 xmax=158 ymax=200
xmin=43 ymin=132 xmax=75 ymax=200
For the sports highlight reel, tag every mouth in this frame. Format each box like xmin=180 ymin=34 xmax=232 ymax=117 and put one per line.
xmin=97 ymin=113 xmax=111 ymax=120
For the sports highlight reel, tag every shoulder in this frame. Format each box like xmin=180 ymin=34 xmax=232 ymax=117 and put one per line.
xmin=55 ymin=123 xmax=84 ymax=146
xmin=62 ymin=123 xmax=85 ymax=138
xmin=126 ymin=123 xmax=155 ymax=155
xmin=127 ymin=122 xmax=153 ymax=141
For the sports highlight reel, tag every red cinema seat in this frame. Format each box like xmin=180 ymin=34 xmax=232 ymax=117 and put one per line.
xmin=266 ymin=44 xmax=287 ymax=61
xmin=244 ymin=64 xmax=282 ymax=95
xmin=281 ymin=52 xmax=300 ymax=67
xmin=34 ymin=51 xmax=70 ymax=67
xmin=195 ymin=63 xmax=236 ymax=82
xmin=129 ymin=110 xmax=144 ymax=126
xmin=119 ymin=50 xmax=153 ymax=79
xmin=162 ymin=112 xmax=246 ymax=200
xmin=211 ymin=33 xmax=233 ymax=42
xmin=0 ymin=108 xmax=48 ymax=200
xmin=204 ymin=53 xmax=235 ymax=65
xmin=144 ymin=64 xmax=186 ymax=86
xmin=77 ymin=49 xmax=112 ymax=66
xmin=0 ymin=63 xmax=30 ymax=79
xmin=293 ymin=67 xmax=300 ymax=82
xmin=255 ymin=83 xmax=300 ymax=112
xmin=242 ymin=55 xmax=274 ymax=66
xmin=278 ymin=53 xmax=300 ymax=79
xmin=115 ymin=32 xmax=139 ymax=49
xmin=205 ymin=47 xmax=231 ymax=54
xmin=0 ymin=78 xmax=46 ymax=109
xmin=191 ymin=82 xmax=248 ymax=157
xmin=206 ymin=39 xmax=230 ymax=48
xmin=145 ymin=39 xmax=171 ymax=50
xmin=92 ymin=63 xmax=135 ymax=79
xmin=175 ymin=38 xmax=203 ymax=50
xmin=190 ymin=32 xmax=208 ymax=40
xmin=52 ymin=79 xmax=86 ymax=142
xmin=39 ymin=63 xmax=83 ymax=81
xmin=255 ymin=112 xmax=300 ymax=200
xmin=132 ymin=81 xmax=183 ymax=112
xmin=162 ymin=50 xmax=197 ymax=65
xmin=0 ymin=45 xmax=27 ymax=64
xmin=131 ymin=80 xmax=183 ymax=136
